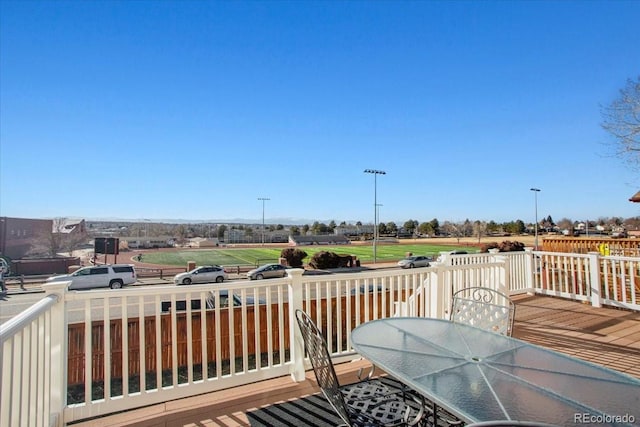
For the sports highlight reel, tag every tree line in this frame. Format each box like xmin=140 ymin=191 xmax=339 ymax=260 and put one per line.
xmin=88 ymin=215 xmax=639 ymax=241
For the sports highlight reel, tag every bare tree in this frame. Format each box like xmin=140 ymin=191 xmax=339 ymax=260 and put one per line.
xmin=557 ymin=218 xmax=573 ymax=233
xmin=461 ymin=219 xmax=474 ymax=238
xmin=47 ymin=218 xmax=66 ymax=256
xmin=29 ymin=218 xmax=87 ymax=257
xmin=473 ymin=220 xmax=487 ymax=242
xmin=61 ymin=229 xmax=88 ymax=257
xmin=441 ymin=221 xmax=463 ymax=243
xmin=601 ymin=76 xmax=640 ymax=171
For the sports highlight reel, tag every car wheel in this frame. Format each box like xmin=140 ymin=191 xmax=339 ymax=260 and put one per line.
xmin=183 ymin=278 xmax=192 ymax=285
xmin=409 ymin=264 xmax=415 ymax=268
xmin=110 ymin=280 xmax=123 ymax=289
xmin=256 ymin=274 xmax=264 ymax=280
xmin=215 ymin=276 xmax=224 ymax=283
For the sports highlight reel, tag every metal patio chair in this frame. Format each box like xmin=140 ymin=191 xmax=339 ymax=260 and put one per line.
xmin=450 ymin=286 xmax=516 ymax=336
xmin=295 ymin=309 xmax=426 ymax=427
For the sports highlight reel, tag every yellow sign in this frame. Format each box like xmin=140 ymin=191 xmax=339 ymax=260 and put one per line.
xmin=598 ymin=243 xmax=610 ymax=256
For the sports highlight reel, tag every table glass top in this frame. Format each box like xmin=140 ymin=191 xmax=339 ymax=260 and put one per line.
xmin=350 ymin=318 xmax=640 ymax=426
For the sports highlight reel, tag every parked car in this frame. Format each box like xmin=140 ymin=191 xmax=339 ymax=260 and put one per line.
xmin=161 ymin=290 xmax=265 ymax=312
xmin=436 ymin=250 xmax=469 ymax=263
xmin=397 ymin=255 xmax=432 ymax=269
xmin=247 ymin=263 xmax=291 ymax=280
xmin=174 ymin=265 xmax=227 ymax=285
xmin=46 ymin=264 xmax=137 ymax=290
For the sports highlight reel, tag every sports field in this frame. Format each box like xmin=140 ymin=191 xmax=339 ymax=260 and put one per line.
xmin=139 ymin=243 xmax=478 ymax=267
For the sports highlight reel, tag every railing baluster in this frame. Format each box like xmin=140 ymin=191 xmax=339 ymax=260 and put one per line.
xmin=138 ymin=296 xmax=146 ymax=393
xmin=154 ymin=294 xmax=162 ymax=390
xmin=185 ymin=292 xmax=194 ymax=384
xmin=170 ymin=293 xmax=178 ymax=386
xmin=239 ymin=288 xmax=248 ymax=373
xmin=265 ymin=284 xmax=273 ymax=368
xmin=199 ymin=291 xmax=207 ymax=380
xmin=104 ymin=295 xmax=111 ymax=400
xmin=82 ymin=299 xmax=91 ymax=403
xmin=36 ymin=314 xmax=45 ymax=427
xmin=122 ymin=295 xmax=129 ymax=396
xmin=276 ymin=285 xmax=285 ymax=365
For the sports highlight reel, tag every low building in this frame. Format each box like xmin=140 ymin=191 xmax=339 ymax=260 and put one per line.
xmin=188 ymin=237 xmax=219 ymax=248
xmin=122 ymin=237 xmax=174 ymax=249
xmin=288 ymin=235 xmax=351 ymax=246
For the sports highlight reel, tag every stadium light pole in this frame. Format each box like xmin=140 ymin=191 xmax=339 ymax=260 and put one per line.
xmin=364 ymin=169 xmax=386 ymax=263
xmin=376 ymin=204 xmax=383 ymax=236
xmin=530 ymin=188 xmax=540 ymax=249
xmin=258 ymin=197 xmax=270 ymax=246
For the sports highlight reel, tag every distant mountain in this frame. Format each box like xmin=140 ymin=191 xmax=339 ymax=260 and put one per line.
xmin=85 ymin=217 xmax=363 ymax=226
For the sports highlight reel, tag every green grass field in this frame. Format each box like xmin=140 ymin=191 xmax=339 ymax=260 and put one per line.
xmin=139 ymin=243 xmax=477 ymax=267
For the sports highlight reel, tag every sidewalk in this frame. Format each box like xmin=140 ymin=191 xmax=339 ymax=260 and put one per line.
xmin=2 ymin=276 xmax=38 ymax=295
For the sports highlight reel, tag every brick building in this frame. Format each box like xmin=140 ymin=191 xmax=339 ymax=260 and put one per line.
xmin=0 ymin=217 xmax=86 ymax=260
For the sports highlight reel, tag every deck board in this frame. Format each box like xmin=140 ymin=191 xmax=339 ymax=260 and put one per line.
xmin=71 ymin=295 xmax=640 ymax=427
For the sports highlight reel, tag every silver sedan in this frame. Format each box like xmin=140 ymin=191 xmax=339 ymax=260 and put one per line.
xmin=397 ymin=256 xmax=432 ymax=269
xmin=247 ymin=263 xmax=290 ymax=280
xmin=174 ymin=265 xmax=227 ymax=285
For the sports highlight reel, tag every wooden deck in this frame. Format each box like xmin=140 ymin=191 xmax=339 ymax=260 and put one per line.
xmin=71 ymin=295 xmax=640 ymax=427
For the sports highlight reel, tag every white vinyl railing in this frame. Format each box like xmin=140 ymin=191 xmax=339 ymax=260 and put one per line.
xmin=0 ymin=292 xmax=64 ymax=427
xmin=1 ymin=249 xmax=638 ymax=426
xmin=531 ymin=251 xmax=640 ymax=310
xmin=61 ymin=279 xmax=295 ymax=422
xmin=600 ymin=255 xmax=640 ymax=308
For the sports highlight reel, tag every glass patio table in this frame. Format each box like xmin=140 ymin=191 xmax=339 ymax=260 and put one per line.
xmin=351 ymin=318 xmax=640 ymax=426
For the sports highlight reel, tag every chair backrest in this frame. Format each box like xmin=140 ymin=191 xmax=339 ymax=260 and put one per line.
xmin=295 ymin=309 xmax=353 ymax=426
xmin=450 ymin=287 xmax=515 ymax=336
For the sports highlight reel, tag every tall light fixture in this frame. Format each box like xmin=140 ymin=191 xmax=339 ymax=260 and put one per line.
xmin=364 ymin=169 xmax=386 ymax=263
xmin=530 ymin=188 xmax=540 ymax=249
xmin=258 ymin=197 xmax=270 ymax=246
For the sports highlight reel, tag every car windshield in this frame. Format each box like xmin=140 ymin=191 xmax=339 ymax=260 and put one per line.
xmin=73 ymin=268 xmax=91 ymax=276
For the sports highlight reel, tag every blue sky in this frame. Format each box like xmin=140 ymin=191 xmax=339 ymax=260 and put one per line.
xmin=1 ymin=1 xmax=639 ymax=225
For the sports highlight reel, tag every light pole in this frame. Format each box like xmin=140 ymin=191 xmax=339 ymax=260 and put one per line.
xmin=530 ymin=188 xmax=540 ymax=249
xmin=258 ymin=197 xmax=270 ymax=246
xmin=143 ymin=219 xmax=151 ymax=248
xmin=364 ymin=169 xmax=386 ymax=263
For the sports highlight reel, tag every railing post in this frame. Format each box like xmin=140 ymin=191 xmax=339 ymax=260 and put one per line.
xmin=487 ymin=249 xmax=510 ymax=294
xmin=588 ymin=252 xmax=602 ymax=308
xmin=427 ymin=266 xmax=447 ymax=319
xmin=523 ymin=247 xmax=536 ymax=294
xmin=43 ymin=281 xmax=68 ymax=427
xmin=438 ymin=251 xmax=452 ymax=266
xmin=287 ymin=268 xmax=306 ymax=382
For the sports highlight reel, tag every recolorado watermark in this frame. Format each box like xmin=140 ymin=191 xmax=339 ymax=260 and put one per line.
xmin=574 ymin=413 xmax=635 ymax=424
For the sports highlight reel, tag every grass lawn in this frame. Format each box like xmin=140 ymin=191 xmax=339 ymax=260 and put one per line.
xmin=139 ymin=243 xmax=477 ymax=267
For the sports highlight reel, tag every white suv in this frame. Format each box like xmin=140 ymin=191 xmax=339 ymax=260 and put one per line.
xmin=46 ymin=264 xmax=137 ymax=290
